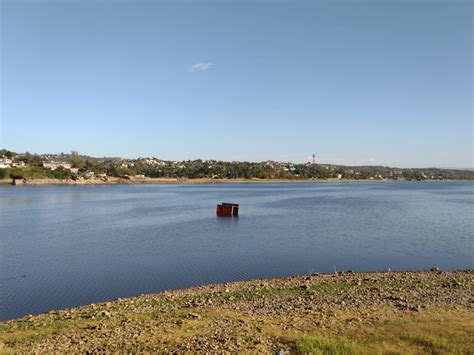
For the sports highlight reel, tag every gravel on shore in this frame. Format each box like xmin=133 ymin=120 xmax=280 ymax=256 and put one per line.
xmin=0 ymin=270 xmax=473 ymax=353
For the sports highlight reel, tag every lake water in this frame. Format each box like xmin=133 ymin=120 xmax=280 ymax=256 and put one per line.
xmin=0 ymin=181 xmax=473 ymax=320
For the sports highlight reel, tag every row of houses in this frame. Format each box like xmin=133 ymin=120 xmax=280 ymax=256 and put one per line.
xmin=33 ymin=161 xmax=107 ymax=179
xmin=0 ymin=157 xmax=26 ymax=169
xmin=4 ymin=159 xmax=116 ymax=180
xmin=42 ymin=162 xmax=81 ymax=174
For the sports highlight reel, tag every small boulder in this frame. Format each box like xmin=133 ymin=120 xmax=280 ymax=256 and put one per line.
xmin=98 ymin=310 xmax=111 ymax=318
xmin=188 ymin=313 xmax=201 ymax=319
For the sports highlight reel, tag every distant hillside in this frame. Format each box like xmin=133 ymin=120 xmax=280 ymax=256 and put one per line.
xmin=1 ymin=149 xmax=473 ymax=181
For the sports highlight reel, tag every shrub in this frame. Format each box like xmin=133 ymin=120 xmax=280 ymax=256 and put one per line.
xmin=0 ymin=168 xmax=8 ymax=179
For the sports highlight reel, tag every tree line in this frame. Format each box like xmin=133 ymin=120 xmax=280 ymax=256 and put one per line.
xmin=0 ymin=149 xmax=473 ymax=180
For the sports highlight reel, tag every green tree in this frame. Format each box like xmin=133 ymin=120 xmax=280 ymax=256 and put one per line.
xmin=52 ymin=167 xmax=72 ymax=180
xmin=69 ymin=151 xmax=86 ymax=169
xmin=9 ymin=169 xmax=24 ymax=179
xmin=19 ymin=153 xmax=43 ymax=167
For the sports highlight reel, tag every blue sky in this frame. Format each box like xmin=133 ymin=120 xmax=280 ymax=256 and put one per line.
xmin=1 ymin=0 xmax=472 ymax=167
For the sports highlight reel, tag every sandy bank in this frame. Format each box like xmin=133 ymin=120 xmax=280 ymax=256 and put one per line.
xmin=1 ymin=177 xmax=387 ymax=186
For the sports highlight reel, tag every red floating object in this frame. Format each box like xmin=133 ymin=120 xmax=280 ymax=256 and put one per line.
xmin=216 ymin=202 xmax=239 ymax=217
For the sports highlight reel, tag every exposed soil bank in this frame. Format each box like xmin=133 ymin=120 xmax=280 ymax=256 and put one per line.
xmin=1 ymin=270 xmax=472 ymax=353
xmin=0 ymin=177 xmax=375 ymax=186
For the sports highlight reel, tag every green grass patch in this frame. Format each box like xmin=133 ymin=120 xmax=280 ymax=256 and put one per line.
xmin=309 ymin=283 xmax=351 ymax=293
xmin=132 ymin=310 xmax=162 ymax=322
xmin=296 ymin=335 xmax=357 ymax=355
xmin=3 ymin=332 xmax=47 ymax=347
xmin=8 ymin=320 xmax=33 ymax=331
xmin=369 ymin=334 xmax=398 ymax=343
xmin=218 ymin=287 xmax=305 ymax=301
xmin=382 ymin=318 xmax=408 ymax=326
xmin=398 ymin=332 xmax=461 ymax=353
xmin=77 ymin=311 xmax=94 ymax=319
xmin=400 ymin=332 xmax=435 ymax=347
xmin=302 ymin=278 xmax=410 ymax=295
xmin=149 ymin=311 xmax=161 ymax=319
xmin=0 ymin=325 xmax=9 ymax=333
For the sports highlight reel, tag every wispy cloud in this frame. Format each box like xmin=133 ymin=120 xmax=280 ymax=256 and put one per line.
xmin=190 ymin=62 xmax=212 ymax=72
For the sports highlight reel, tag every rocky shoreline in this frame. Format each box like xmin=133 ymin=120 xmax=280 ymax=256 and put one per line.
xmin=0 ymin=177 xmax=377 ymax=186
xmin=0 ymin=177 xmax=464 ymax=186
xmin=1 ymin=270 xmax=473 ymax=353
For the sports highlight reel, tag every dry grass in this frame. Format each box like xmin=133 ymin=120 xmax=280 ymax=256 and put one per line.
xmin=1 ymin=271 xmax=473 ymax=353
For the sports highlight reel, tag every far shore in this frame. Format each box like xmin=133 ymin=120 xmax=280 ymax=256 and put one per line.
xmin=0 ymin=177 xmax=461 ymax=186
xmin=1 ymin=177 xmax=373 ymax=186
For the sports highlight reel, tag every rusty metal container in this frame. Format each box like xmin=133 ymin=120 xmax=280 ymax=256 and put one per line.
xmin=216 ymin=202 xmax=239 ymax=217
